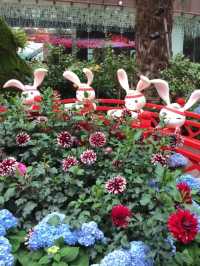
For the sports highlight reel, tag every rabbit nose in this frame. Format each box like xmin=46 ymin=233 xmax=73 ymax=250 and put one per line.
xmin=34 ymin=96 xmax=43 ymax=102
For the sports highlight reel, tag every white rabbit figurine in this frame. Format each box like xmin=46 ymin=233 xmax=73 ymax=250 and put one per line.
xmin=63 ymin=68 xmax=96 ymax=110
xmin=150 ymin=78 xmax=200 ymax=132
xmin=107 ymin=69 xmax=151 ymax=118
xmin=3 ymin=68 xmax=48 ymax=107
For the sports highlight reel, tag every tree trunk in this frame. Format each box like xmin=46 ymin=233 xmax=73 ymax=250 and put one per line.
xmin=135 ymin=0 xmax=174 ymax=77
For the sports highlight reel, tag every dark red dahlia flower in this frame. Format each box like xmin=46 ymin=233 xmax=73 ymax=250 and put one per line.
xmin=16 ymin=132 xmax=31 ymax=146
xmin=111 ymin=205 xmax=132 ymax=228
xmin=151 ymin=153 xmax=168 ymax=167
xmin=57 ymin=131 xmax=73 ymax=148
xmin=0 ymin=157 xmax=17 ymax=176
xmin=167 ymin=209 xmax=198 ymax=244
xmin=62 ymin=156 xmax=78 ymax=172
xmin=80 ymin=149 xmax=97 ymax=165
xmin=106 ymin=176 xmax=127 ymax=194
xmin=89 ymin=132 xmax=106 ymax=148
xmin=177 ymin=183 xmax=192 ymax=204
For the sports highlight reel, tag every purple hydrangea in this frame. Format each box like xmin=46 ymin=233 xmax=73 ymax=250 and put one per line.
xmin=168 ymin=153 xmax=188 ymax=168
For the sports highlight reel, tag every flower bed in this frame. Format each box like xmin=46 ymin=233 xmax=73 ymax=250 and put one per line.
xmin=1 ymin=90 xmax=200 ymax=265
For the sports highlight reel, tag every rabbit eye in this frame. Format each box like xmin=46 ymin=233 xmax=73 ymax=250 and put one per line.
xmin=135 ymin=100 xmax=138 ymax=103
xmin=162 ymin=112 xmax=167 ymax=116
xmin=176 ymin=117 xmax=181 ymax=120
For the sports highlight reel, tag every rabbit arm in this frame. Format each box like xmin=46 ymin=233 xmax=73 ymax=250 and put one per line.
xmin=3 ymin=79 xmax=25 ymax=91
xmin=117 ymin=69 xmax=130 ymax=92
xmin=150 ymin=79 xmax=170 ymax=105
xmin=83 ymin=68 xmax=94 ymax=86
xmin=183 ymin=90 xmax=200 ymax=111
xmin=63 ymin=70 xmax=81 ymax=87
xmin=136 ymin=75 xmax=151 ymax=91
xmin=33 ymin=68 xmax=48 ymax=88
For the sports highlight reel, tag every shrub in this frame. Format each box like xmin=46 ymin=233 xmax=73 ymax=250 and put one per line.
xmin=161 ymin=54 xmax=200 ymax=100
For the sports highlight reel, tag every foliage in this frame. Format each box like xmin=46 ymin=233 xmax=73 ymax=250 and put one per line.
xmin=1 ymin=88 xmax=200 ymax=265
xmin=0 ymin=18 xmax=31 ymax=88
xmin=12 ymin=28 xmax=28 ymax=49
xmin=41 ymin=45 xmax=136 ymax=99
xmin=161 ymin=54 xmax=200 ymax=100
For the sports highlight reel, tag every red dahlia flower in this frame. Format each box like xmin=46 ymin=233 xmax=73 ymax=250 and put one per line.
xmin=106 ymin=176 xmax=127 ymax=194
xmin=177 ymin=183 xmax=192 ymax=204
xmin=16 ymin=132 xmax=31 ymax=146
xmin=167 ymin=209 xmax=198 ymax=244
xmin=57 ymin=131 xmax=73 ymax=148
xmin=89 ymin=132 xmax=106 ymax=148
xmin=111 ymin=205 xmax=132 ymax=228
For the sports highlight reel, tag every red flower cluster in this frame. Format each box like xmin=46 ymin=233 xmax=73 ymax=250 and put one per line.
xmin=177 ymin=183 xmax=192 ymax=204
xmin=0 ymin=157 xmax=17 ymax=176
xmin=57 ymin=131 xmax=73 ymax=148
xmin=89 ymin=132 xmax=106 ymax=148
xmin=80 ymin=149 xmax=97 ymax=165
xmin=62 ymin=156 xmax=79 ymax=172
xmin=111 ymin=205 xmax=132 ymax=228
xmin=167 ymin=209 xmax=198 ymax=244
xmin=106 ymin=176 xmax=127 ymax=194
xmin=16 ymin=132 xmax=31 ymax=146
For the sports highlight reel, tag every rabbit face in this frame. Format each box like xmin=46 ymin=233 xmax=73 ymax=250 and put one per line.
xmin=125 ymin=91 xmax=146 ymax=111
xmin=76 ymin=85 xmax=95 ymax=102
xmin=159 ymin=104 xmax=186 ymax=128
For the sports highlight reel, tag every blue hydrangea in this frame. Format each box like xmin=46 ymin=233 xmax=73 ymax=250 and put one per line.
xmin=176 ymin=174 xmax=200 ymax=192
xmin=129 ymin=241 xmax=153 ymax=266
xmin=76 ymin=221 xmax=105 ymax=247
xmin=98 ymin=241 xmax=153 ymax=266
xmin=191 ymin=201 xmax=200 ymax=232
xmin=0 ymin=209 xmax=18 ymax=230
xmin=0 ymin=243 xmax=14 ymax=266
xmin=0 ymin=237 xmax=12 ymax=252
xmin=100 ymin=250 xmax=132 ymax=266
xmin=165 ymin=237 xmax=176 ymax=255
xmin=28 ymin=222 xmax=77 ymax=250
xmin=28 ymin=213 xmax=104 ymax=250
xmin=0 ymin=225 xmax=6 ymax=237
xmin=168 ymin=153 xmax=188 ymax=168
xmin=194 ymin=105 xmax=200 ymax=114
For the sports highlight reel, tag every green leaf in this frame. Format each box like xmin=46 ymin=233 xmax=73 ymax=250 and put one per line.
xmin=60 ymin=247 xmax=79 ymax=262
xmin=4 ymin=187 xmax=16 ymax=201
xmin=54 ymin=254 xmax=61 ymax=262
xmin=70 ymin=249 xmax=89 ymax=266
xmin=140 ymin=194 xmax=151 ymax=206
xmin=23 ymin=201 xmax=37 ymax=217
xmin=47 ymin=215 xmax=61 ymax=226
xmin=38 ymin=255 xmax=50 ymax=265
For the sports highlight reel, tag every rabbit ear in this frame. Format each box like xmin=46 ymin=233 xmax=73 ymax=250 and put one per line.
xmin=83 ymin=68 xmax=94 ymax=86
xmin=117 ymin=69 xmax=130 ymax=92
xmin=150 ymin=79 xmax=171 ymax=105
xmin=136 ymin=75 xmax=151 ymax=91
xmin=33 ymin=68 xmax=48 ymax=88
xmin=63 ymin=70 xmax=81 ymax=87
xmin=183 ymin=90 xmax=200 ymax=111
xmin=3 ymin=79 xmax=25 ymax=91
